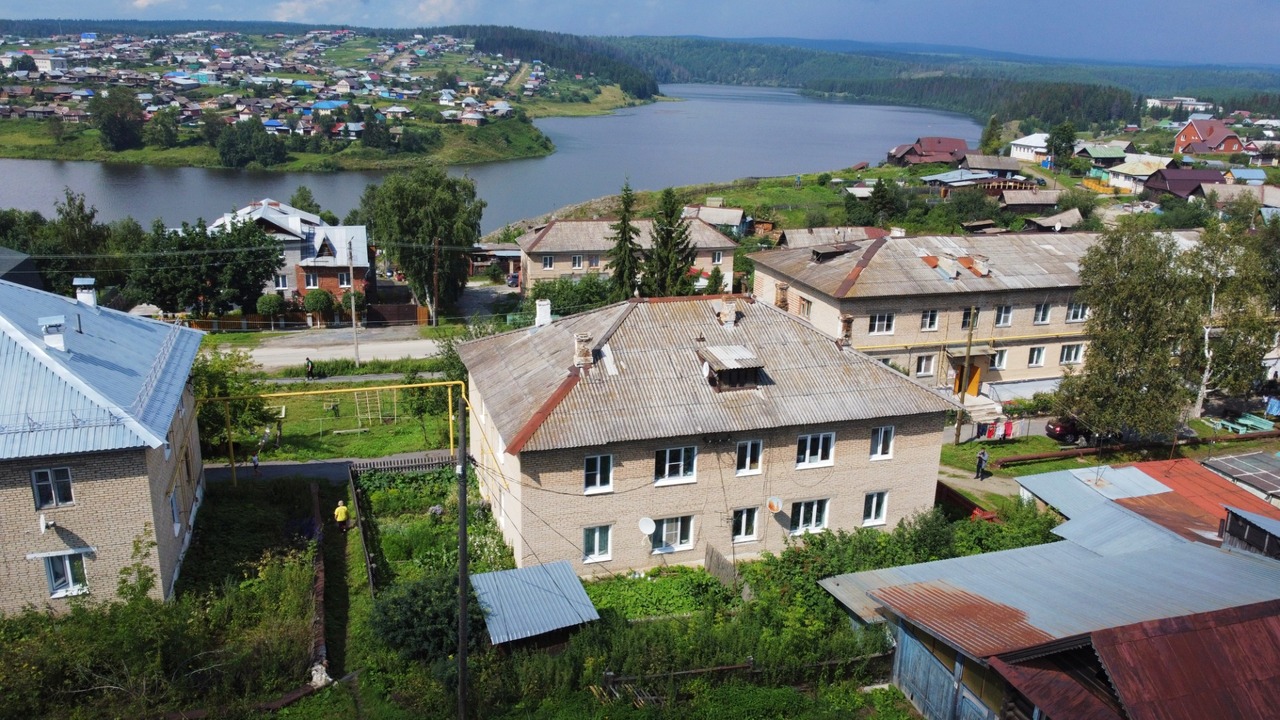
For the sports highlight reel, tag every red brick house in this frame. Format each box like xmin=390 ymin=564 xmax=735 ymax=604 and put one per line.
xmin=295 ymin=226 xmax=369 ymax=303
xmin=1174 ymin=119 xmax=1243 ymax=154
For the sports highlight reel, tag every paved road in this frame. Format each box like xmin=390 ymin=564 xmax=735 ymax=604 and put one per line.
xmin=238 ymin=325 xmax=441 ymax=371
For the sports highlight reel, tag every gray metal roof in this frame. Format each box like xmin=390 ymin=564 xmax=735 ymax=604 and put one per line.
xmin=1226 ymin=506 xmax=1280 ymax=536
xmin=1018 ymin=470 xmax=1113 ymax=519
xmin=1050 ymin=502 xmax=1187 ymax=555
xmin=470 ymin=560 xmax=599 ymax=645
xmin=777 ymin=226 xmax=886 ymax=249
xmin=0 ymin=280 xmax=203 ymax=459
xmin=516 ymin=218 xmax=737 ymax=254
xmin=458 ymin=297 xmax=958 ymax=453
xmin=297 ymin=225 xmax=370 ymax=268
xmin=1068 ymin=465 xmax=1172 ymax=501
xmin=1204 ymin=453 xmax=1280 ymax=497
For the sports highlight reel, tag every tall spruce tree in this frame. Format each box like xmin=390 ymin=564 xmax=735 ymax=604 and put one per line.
xmin=979 ymin=114 xmax=1003 ymax=155
xmin=642 ymin=188 xmax=697 ymax=297
xmin=605 ymin=181 xmax=642 ymax=301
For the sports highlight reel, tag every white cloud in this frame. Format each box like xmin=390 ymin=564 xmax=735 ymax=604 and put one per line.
xmin=132 ymin=0 xmax=176 ymax=8
xmin=411 ymin=0 xmax=469 ymax=24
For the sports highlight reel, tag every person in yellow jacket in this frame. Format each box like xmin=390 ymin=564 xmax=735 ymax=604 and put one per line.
xmin=334 ymin=500 xmax=350 ymax=533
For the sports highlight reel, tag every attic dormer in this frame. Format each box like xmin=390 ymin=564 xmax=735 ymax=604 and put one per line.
xmin=698 ymin=345 xmax=763 ymax=392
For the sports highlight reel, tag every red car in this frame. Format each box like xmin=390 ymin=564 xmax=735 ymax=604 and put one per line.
xmin=1044 ymin=417 xmax=1094 ymax=444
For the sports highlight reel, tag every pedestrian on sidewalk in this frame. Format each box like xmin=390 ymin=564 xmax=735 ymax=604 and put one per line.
xmin=975 ymin=449 xmax=989 ymax=480
xmin=251 ymin=452 xmax=261 ymax=476
xmin=305 ymin=357 xmax=315 ymax=381
xmin=334 ymin=500 xmax=350 ymax=533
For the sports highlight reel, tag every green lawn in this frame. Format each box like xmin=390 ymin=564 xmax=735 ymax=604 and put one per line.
xmin=201 ymin=330 xmax=292 ymax=350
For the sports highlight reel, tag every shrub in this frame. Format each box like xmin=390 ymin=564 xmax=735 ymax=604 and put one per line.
xmin=370 ymin=570 xmax=486 ymax=663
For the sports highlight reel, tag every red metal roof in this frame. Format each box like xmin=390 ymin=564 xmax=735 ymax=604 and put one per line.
xmin=1115 ymin=492 xmax=1222 ymax=544
xmin=989 ymin=655 xmax=1125 ymax=720
xmin=1128 ymin=459 xmax=1280 ymax=521
xmin=870 ymin=581 xmax=1055 ymax=658
xmin=1092 ymin=598 xmax=1280 ymax=720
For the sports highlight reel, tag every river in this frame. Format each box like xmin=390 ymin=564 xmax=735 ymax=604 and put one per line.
xmin=0 ymin=84 xmax=979 ymax=235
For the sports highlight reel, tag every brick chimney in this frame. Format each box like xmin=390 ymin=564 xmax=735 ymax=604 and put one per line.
xmin=574 ymin=332 xmax=593 ymax=369
xmin=721 ymin=297 xmax=737 ymax=329
xmin=535 ymin=298 xmax=552 ymax=327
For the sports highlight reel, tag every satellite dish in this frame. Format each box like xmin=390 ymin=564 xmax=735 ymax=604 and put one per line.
xmin=1053 ymin=222 xmax=1062 ymax=232
xmin=766 ymin=497 xmax=783 ymax=514
xmin=638 ymin=517 xmax=656 ymax=535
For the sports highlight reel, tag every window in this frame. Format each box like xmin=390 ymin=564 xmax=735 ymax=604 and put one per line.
xmin=990 ymin=349 xmax=1007 ymax=370
xmin=797 ymin=297 xmax=812 ymax=319
xmin=1033 ymin=303 xmax=1051 ymax=325
xmin=45 ymin=552 xmax=88 ymax=598
xmin=571 ymin=255 xmax=583 ymax=269
xmin=170 ymin=492 xmax=182 ymax=537
xmin=961 ymin=307 xmax=979 ymax=330
xmin=796 ymin=432 xmax=834 ymax=467
xmin=274 ymin=274 xmax=289 ymax=289
xmin=790 ymin=499 xmax=828 ymax=534
xmin=1067 ymin=302 xmax=1089 ymax=322
xmin=920 ymin=309 xmax=938 ymax=331
xmin=995 ymin=305 xmax=1012 ymax=327
xmin=338 ymin=271 xmax=351 ymax=288
xmin=732 ymin=508 xmax=757 ymax=542
xmin=652 ymin=516 xmax=693 ymax=552
xmin=915 ymin=355 xmax=935 ymax=377
xmin=712 ymin=250 xmax=723 ymax=265
xmin=583 ymin=525 xmax=611 ymax=562
xmin=584 ymin=455 xmax=613 ymax=494
xmin=868 ymin=312 xmax=895 ymax=335
xmin=863 ymin=492 xmax=888 ymax=526
xmin=870 ymin=426 xmax=894 ymax=460
xmin=1028 ymin=346 xmax=1045 ymax=367
xmin=32 ymin=468 xmax=73 ymax=509
xmin=304 ymin=272 xmax=319 ymax=289
xmin=654 ymin=446 xmax=697 ymax=485
xmin=1060 ymin=343 xmax=1083 ymax=365
xmin=736 ymin=440 xmax=762 ymax=476
xmin=588 ymin=254 xmax=600 ymax=268
xmin=541 ymin=254 xmax=553 ymax=270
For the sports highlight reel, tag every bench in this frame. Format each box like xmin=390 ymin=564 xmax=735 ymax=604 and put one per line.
xmin=1238 ymin=413 xmax=1275 ymax=431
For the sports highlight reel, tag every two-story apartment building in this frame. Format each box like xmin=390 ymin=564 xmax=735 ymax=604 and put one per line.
xmin=749 ymin=233 xmax=1211 ymax=398
xmin=458 ymin=295 xmax=957 ymax=577
xmin=0 ymin=279 xmax=205 ymax=613
xmin=514 ymin=219 xmax=737 ymax=294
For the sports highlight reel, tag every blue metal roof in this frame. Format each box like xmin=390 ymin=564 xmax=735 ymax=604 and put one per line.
xmin=1051 ymin=502 xmax=1186 ymax=555
xmin=0 ymin=280 xmax=203 ymax=459
xmin=1068 ymin=465 xmax=1170 ymax=500
xmin=1018 ymin=470 xmax=1110 ymax=519
xmin=1227 ymin=506 xmax=1280 ymax=536
xmin=471 ymin=560 xmax=599 ymax=645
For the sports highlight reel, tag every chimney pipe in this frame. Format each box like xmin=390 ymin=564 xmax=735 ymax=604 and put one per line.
xmin=73 ymin=277 xmax=97 ymax=307
xmin=38 ymin=314 xmax=66 ymax=352
xmin=535 ymin=299 xmax=552 ymax=327
xmin=722 ymin=297 xmax=737 ymax=329
xmin=573 ymin=332 xmax=593 ymax=368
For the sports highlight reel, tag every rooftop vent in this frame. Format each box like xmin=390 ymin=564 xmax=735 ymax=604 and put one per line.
xmin=73 ymin=277 xmax=97 ymax=307
xmin=38 ymin=314 xmax=66 ymax=352
xmin=535 ymin=299 xmax=552 ymax=327
xmin=719 ymin=297 xmax=738 ymax=329
xmin=573 ymin=332 xmax=594 ymax=369
xmin=698 ymin=345 xmax=763 ymax=392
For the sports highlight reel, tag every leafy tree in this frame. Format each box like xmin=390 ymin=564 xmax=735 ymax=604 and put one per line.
xmin=605 ymin=181 xmax=643 ymax=301
xmin=1046 ymin=121 xmax=1077 ymax=167
xmin=189 ymin=349 xmax=275 ymax=451
xmin=142 ymin=107 xmax=179 ymax=149
xmin=88 ymin=87 xmax=145 ymax=151
xmin=520 ymin=274 xmax=613 ymax=318
xmin=1057 ymin=186 xmax=1099 ymax=220
xmin=1151 ymin=195 xmax=1213 ymax=229
xmin=11 ymin=53 xmax=37 ymax=73
xmin=360 ymin=116 xmax=393 ymax=150
xmin=641 ymin=187 xmax=697 ymax=297
xmin=256 ymin=292 xmax=286 ymax=330
xmin=200 ymin=109 xmax=225 ymax=148
xmin=319 ymin=210 xmax=340 ymax=225
xmin=303 ymin=288 xmax=335 ymax=324
xmin=401 ymin=369 xmax=435 ymax=447
xmin=978 ymin=114 xmax=1003 ymax=154
xmin=358 ymin=166 xmax=485 ymax=322
xmin=217 ymin=117 xmax=287 ymax=168
xmin=339 ymin=289 xmax=365 ymax=318
xmin=46 ymin=114 xmax=66 ymax=144
xmin=948 ymin=188 xmax=1000 ymax=223
xmin=28 ymin=189 xmax=113 ymax=294
xmin=867 ymin=179 xmax=907 ymax=225
xmin=288 ymin=185 xmax=322 ymax=215
xmin=1058 ymin=219 xmax=1203 ymax=440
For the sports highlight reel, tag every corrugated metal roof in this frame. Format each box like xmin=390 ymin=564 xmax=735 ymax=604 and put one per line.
xmin=0 ymin=280 xmax=203 ymax=459
xmin=297 ymin=225 xmax=369 ymax=268
xmin=516 ymin=218 xmax=737 ymax=254
xmin=1132 ymin=459 xmax=1280 ymax=521
xmin=1091 ymin=599 xmax=1280 ymax=720
xmin=1050 ymin=502 xmax=1187 ymax=555
xmin=1068 ymin=465 xmax=1170 ymax=500
xmin=1018 ymin=470 xmax=1116 ymax=519
xmin=459 ymin=297 xmax=958 ymax=453
xmin=697 ymin=345 xmax=762 ymax=371
xmin=860 ymin=542 xmax=1280 ymax=658
xmin=777 ymin=226 xmax=887 ymax=249
xmin=1203 ymin=453 xmax=1280 ymax=497
xmin=989 ymin=655 xmax=1126 ymax=720
xmin=1226 ymin=506 xmax=1280 ymax=537
xmin=470 ymin=560 xmax=599 ymax=645
xmin=1115 ymin=492 xmax=1222 ymax=545
xmin=1001 ymin=190 xmax=1062 ymax=206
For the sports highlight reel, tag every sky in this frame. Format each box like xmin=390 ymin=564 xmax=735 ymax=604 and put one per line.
xmin=8 ymin=0 xmax=1280 ymax=67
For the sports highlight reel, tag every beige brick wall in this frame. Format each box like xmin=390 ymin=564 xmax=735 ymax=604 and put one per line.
xmin=468 ymin=383 xmax=526 ymax=563
xmin=753 ymin=267 xmax=1090 ymax=388
xmin=478 ymin=413 xmax=945 ymax=577
xmin=0 ymin=388 xmax=202 ymax=614
xmin=520 ymin=249 xmax=730 ymax=294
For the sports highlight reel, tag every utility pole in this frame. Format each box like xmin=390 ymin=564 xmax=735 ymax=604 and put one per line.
xmin=348 ymin=237 xmax=360 ymax=368
xmin=953 ymin=306 xmax=977 ymax=445
xmin=433 ymin=236 xmax=441 ymax=327
xmin=455 ymin=386 xmax=469 ymax=720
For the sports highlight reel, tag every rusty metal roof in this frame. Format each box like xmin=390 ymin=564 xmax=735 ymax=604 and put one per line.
xmin=1091 ymin=599 xmax=1280 ymax=720
xmin=988 ymin=654 xmax=1126 ymax=720
xmin=872 ymin=581 xmax=1057 ymax=657
xmin=459 ymin=296 xmax=957 ymax=453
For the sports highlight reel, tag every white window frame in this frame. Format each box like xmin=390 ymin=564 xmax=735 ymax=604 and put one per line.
xmin=990 ymin=349 xmax=1007 ymax=370
xmin=735 ymin=439 xmax=762 ymax=476
xmin=712 ymin=250 xmax=723 ymax=265
xmin=304 ymin=272 xmax=319 ymax=289
xmin=584 ymin=454 xmax=613 ymax=494
xmin=275 ymin=274 xmax=289 ymax=289
xmin=797 ymin=296 xmax=812 ymax=319
xmin=863 ymin=491 xmax=888 ymax=527
xmin=1033 ymin=303 xmax=1051 ymax=325
xmin=338 ymin=271 xmax=351 ymax=288
xmin=868 ymin=312 xmax=895 ymax=335
xmin=1060 ymin=343 xmax=1083 ymax=365
xmin=32 ymin=467 xmax=73 ymax=509
xmin=651 ymin=515 xmax=693 ymax=553
xmin=796 ymin=432 xmax=834 ymax=468
xmin=583 ymin=525 xmax=611 ymax=562
xmin=1067 ymin=302 xmax=1089 ymax=323
xmin=790 ymin=499 xmax=828 ymax=535
xmin=870 ymin=425 xmax=894 ymax=460
xmin=541 ymin=254 xmax=553 ymax=270
xmin=915 ymin=354 xmax=935 ymax=377
xmin=170 ymin=492 xmax=182 ymax=537
xmin=995 ymin=304 xmax=1012 ymax=327
xmin=1028 ymin=346 xmax=1045 ymax=368
xmin=920 ymin=309 xmax=938 ymax=331
xmin=654 ymin=446 xmax=697 ymax=486
xmin=44 ymin=551 xmax=89 ymax=598
xmin=571 ymin=254 xmax=583 ymax=269
xmin=732 ymin=508 xmax=758 ymax=543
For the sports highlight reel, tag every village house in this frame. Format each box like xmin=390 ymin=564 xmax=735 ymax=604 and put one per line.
xmin=1174 ymin=118 xmax=1243 ymax=155
xmin=958 ymin=154 xmax=1022 ymax=178
xmin=1142 ymin=168 xmax=1226 ymax=199
xmin=1008 ymin=133 xmax=1048 ymax=162
xmin=514 ymin=218 xmax=737 ymax=293
xmin=886 ymin=137 xmax=969 ymax=167
xmin=458 ymin=295 xmax=957 ymax=577
xmin=0 ymin=278 xmax=205 ymax=613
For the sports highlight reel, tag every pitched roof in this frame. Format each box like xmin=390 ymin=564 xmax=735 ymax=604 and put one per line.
xmin=776 ymin=226 xmax=889 ymax=249
xmin=962 ymin=154 xmax=1022 ymax=172
xmin=1108 ymin=160 xmax=1166 ymax=178
xmin=516 ymin=218 xmax=737 ymax=254
xmin=458 ymin=296 xmax=956 ymax=454
xmin=1001 ymin=189 xmax=1062 ymax=206
xmin=210 ymin=197 xmax=325 ymax=238
xmin=1011 ymin=133 xmax=1049 ymax=149
xmin=1145 ymin=169 xmax=1226 ymax=199
xmin=0 ymin=280 xmax=203 ymax=459
xmin=1025 ymin=208 xmax=1083 ymax=231
xmin=470 ymin=560 xmax=599 ymax=644
xmin=297 ymin=225 xmax=370 ymax=268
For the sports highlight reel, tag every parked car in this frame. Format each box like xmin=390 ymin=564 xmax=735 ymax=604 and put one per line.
xmin=1044 ymin=416 xmax=1097 ymax=445
xmin=506 ymin=273 xmax=519 ymax=288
